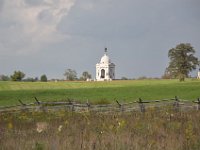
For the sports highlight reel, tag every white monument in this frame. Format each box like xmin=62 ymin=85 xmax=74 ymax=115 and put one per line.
xmin=96 ymin=48 xmax=115 ymax=81
xmin=197 ymin=69 xmax=200 ymax=79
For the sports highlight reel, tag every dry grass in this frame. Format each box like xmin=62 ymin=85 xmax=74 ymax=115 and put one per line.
xmin=0 ymin=108 xmax=200 ymax=150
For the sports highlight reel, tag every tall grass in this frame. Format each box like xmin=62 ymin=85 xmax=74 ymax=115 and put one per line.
xmin=0 ymin=108 xmax=200 ymax=150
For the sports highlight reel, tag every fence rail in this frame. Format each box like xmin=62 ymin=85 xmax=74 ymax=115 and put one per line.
xmin=0 ymin=96 xmax=200 ymax=113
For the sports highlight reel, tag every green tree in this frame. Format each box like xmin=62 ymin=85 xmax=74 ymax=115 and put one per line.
xmin=23 ymin=77 xmax=36 ymax=82
xmin=10 ymin=71 xmax=25 ymax=81
xmin=64 ymin=69 xmax=77 ymax=81
xmin=121 ymin=77 xmax=128 ymax=80
xmin=166 ymin=43 xmax=199 ymax=81
xmin=80 ymin=71 xmax=92 ymax=81
xmin=0 ymin=75 xmax=10 ymax=81
xmin=40 ymin=74 xmax=47 ymax=82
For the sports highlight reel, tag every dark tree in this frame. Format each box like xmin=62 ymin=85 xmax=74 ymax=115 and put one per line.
xmin=10 ymin=71 xmax=25 ymax=81
xmin=121 ymin=77 xmax=128 ymax=80
xmin=80 ymin=71 xmax=92 ymax=81
xmin=166 ymin=43 xmax=199 ymax=81
xmin=40 ymin=74 xmax=47 ymax=82
xmin=64 ymin=69 xmax=77 ymax=81
xmin=23 ymin=77 xmax=35 ymax=82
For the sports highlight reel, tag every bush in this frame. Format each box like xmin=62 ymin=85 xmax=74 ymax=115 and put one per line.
xmin=40 ymin=75 xmax=47 ymax=82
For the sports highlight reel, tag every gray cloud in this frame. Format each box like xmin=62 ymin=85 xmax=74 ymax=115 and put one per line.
xmin=24 ymin=0 xmax=45 ymax=6
xmin=0 ymin=0 xmax=75 ymax=55
xmin=0 ymin=0 xmax=200 ymax=79
xmin=0 ymin=0 xmax=4 ymax=12
xmin=38 ymin=9 xmax=54 ymax=23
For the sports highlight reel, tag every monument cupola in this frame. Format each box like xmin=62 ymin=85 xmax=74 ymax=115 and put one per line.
xmin=96 ymin=48 xmax=115 ymax=81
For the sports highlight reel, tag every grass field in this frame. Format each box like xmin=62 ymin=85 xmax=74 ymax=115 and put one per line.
xmin=0 ymin=79 xmax=200 ymax=106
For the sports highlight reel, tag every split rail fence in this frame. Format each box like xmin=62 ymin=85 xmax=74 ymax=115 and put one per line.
xmin=0 ymin=96 xmax=200 ymax=113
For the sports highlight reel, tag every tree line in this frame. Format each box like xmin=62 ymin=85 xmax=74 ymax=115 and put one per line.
xmin=0 ymin=43 xmax=199 ymax=82
xmin=0 ymin=72 xmax=48 ymax=82
xmin=0 ymin=70 xmax=92 ymax=82
xmin=63 ymin=69 xmax=92 ymax=81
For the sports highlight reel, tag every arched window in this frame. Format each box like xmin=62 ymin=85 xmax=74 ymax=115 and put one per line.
xmin=101 ymin=69 xmax=105 ymax=78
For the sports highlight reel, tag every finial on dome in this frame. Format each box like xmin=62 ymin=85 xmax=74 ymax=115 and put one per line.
xmin=104 ymin=47 xmax=107 ymax=54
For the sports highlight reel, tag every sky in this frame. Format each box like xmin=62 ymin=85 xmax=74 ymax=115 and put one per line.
xmin=0 ymin=0 xmax=200 ymax=79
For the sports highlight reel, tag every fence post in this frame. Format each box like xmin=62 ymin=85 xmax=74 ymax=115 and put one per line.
xmin=196 ymin=98 xmax=200 ymax=110
xmin=34 ymin=97 xmax=41 ymax=105
xmin=67 ymin=99 xmax=75 ymax=112
xmin=116 ymin=100 xmax=124 ymax=112
xmin=18 ymin=99 xmax=28 ymax=112
xmin=34 ymin=97 xmax=47 ymax=112
xmin=18 ymin=99 xmax=26 ymax=106
xmin=173 ymin=96 xmax=180 ymax=112
xmin=86 ymin=100 xmax=90 ymax=112
xmin=197 ymin=98 xmax=200 ymax=110
xmin=71 ymin=104 xmax=75 ymax=112
xmin=138 ymin=98 xmax=145 ymax=113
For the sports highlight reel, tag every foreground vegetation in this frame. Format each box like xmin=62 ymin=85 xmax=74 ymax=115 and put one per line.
xmin=1 ymin=79 xmax=200 ymax=149
xmin=0 ymin=79 xmax=200 ymax=106
xmin=0 ymin=108 xmax=200 ymax=150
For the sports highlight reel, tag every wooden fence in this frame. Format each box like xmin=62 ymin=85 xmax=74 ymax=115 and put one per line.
xmin=0 ymin=96 xmax=200 ymax=113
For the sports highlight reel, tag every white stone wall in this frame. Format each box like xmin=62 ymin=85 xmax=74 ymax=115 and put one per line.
xmin=96 ymin=62 xmax=115 ymax=81
xmin=198 ymin=71 xmax=200 ymax=79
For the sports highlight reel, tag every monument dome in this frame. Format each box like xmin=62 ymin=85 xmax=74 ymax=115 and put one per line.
xmin=100 ymin=54 xmax=110 ymax=64
xmin=96 ymin=48 xmax=115 ymax=81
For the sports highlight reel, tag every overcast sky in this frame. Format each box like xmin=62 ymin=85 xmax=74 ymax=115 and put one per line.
xmin=0 ymin=0 xmax=200 ymax=79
